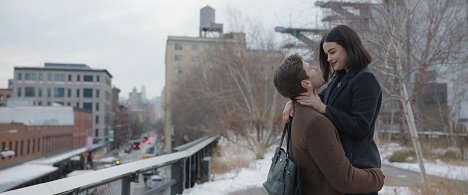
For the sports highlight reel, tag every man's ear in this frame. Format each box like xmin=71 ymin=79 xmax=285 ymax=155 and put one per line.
xmin=301 ymin=80 xmax=311 ymax=88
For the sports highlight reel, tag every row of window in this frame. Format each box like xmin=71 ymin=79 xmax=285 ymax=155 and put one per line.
xmin=175 ymin=43 xmax=198 ymax=51
xmin=174 ymin=43 xmax=220 ymax=51
xmin=174 ymin=55 xmax=201 ymax=62
xmin=30 ymin=100 xmax=98 ymax=110
xmin=17 ymin=87 xmax=100 ymax=99
xmin=18 ymin=73 xmax=101 ymax=83
xmin=1 ymin=139 xmax=41 ymax=160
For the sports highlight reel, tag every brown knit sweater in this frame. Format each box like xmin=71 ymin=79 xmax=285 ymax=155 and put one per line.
xmin=291 ymin=103 xmax=384 ymax=194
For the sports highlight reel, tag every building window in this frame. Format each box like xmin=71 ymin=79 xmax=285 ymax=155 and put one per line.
xmin=95 ymin=129 xmax=99 ymax=137
xmin=104 ymin=78 xmax=111 ymax=86
xmin=48 ymin=73 xmax=53 ymax=81
xmin=47 ymin=101 xmax=51 ymax=106
xmin=8 ymin=142 xmax=12 ymax=158
xmin=54 ymin=74 xmax=65 ymax=81
xmin=15 ymin=141 xmax=18 ymax=157
xmin=25 ymin=87 xmax=35 ymax=97
xmin=83 ymin=102 xmax=92 ymax=111
xmin=76 ymin=89 xmax=80 ymax=98
xmin=96 ymin=103 xmax=99 ymax=111
xmin=25 ymin=73 xmax=36 ymax=81
xmin=175 ymin=43 xmax=183 ymax=50
xmin=96 ymin=76 xmax=100 ymax=82
xmin=38 ymin=73 xmax=43 ymax=81
xmin=174 ymin=67 xmax=182 ymax=74
xmin=32 ymin=139 xmax=35 ymax=153
xmin=67 ymin=102 xmax=71 ymax=106
xmin=47 ymin=88 xmax=52 ymax=97
xmin=96 ymin=89 xmax=100 ymax=98
xmin=18 ymin=73 xmax=22 ymax=80
xmin=83 ymin=88 xmax=93 ymax=98
xmin=20 ymin=140 xmax=23 ymax=156
xmin=17 ymin=87 xmax=22 ymax=97
xmin=76 ymin=102 xmax=80 ymax=108
xmin=37 ymin=139 xmax=40 ymax=152
xmin=192 ymin=43 xmax=199 ymax=50
xmin=38 ymin=88 xmax=43 ymax=97
xmin=84 ymin=75 xmax=93 ymax=82
xmin=191 ymin=56 xmax=200 ymax=62
xmin=38 ymin=101 xmax=42 ymax=106
xmin=77 ymin=75 xmax=81 ymax=82
xmin=54 ymin=88 xmax=65 ymax=97
xmin=105 ymin=91 xmax=111 ymax=101
xmin=68 ymin=89 xmax=71 ymax=97
xmin=27 ymin=140 xmax=30 ymax=155
xmin=95 ymin=116 xmax=99 ymax=124
xmin=174 ymin=55 xmax=183 ymax=61
xmin=68 ymin=74 xmax=72 ymax=81
xmin=209 ymin=44 xmax=220 ymax=51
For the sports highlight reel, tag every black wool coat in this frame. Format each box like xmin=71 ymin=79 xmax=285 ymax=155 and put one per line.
xmin=320 ymin=66 xmax=382 ymax=169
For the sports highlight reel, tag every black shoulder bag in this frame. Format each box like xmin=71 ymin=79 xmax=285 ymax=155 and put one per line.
xmin=263 ymin=119 xmax=302 ymax=195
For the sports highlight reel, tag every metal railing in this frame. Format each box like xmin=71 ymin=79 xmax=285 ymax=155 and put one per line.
xmin=2 ymin=136 xmax=218 ymax=195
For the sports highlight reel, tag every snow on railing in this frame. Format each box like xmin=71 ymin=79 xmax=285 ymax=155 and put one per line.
xmin=2 ymin=136 xmax=218 ymax=195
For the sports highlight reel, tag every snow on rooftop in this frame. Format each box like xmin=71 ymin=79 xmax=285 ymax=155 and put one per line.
xmin=30 ymin=148 xmax=87 ymax=165
xmin=0 ymin=143 xmax=106 ymax=192
xmin=0 ymin=106 xmax=73 ymax=125
xmin=0 ymin=164 xmax=58 ymax=192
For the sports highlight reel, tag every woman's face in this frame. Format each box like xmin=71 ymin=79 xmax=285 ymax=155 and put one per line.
xmin=322 ymin=42 xmax=348 ymax=71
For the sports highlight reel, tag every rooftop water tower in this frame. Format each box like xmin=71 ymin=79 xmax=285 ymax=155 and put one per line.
xmin=199 ymin=6 xmax=223 ymax=37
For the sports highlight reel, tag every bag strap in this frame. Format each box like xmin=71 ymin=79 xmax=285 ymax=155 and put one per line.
xmin=286 ymin=116 xmax=293 ymax=158
xmin=278 ymin=121 xmax=288 ymax=148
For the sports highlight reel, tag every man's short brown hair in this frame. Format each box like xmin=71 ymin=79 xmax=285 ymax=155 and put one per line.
xmin=274 ymin=53 xmax=308 ymax=100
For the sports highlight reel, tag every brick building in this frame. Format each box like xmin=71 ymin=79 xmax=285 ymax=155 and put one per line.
xmin=0 ymin=124 xmax=73 ymax=169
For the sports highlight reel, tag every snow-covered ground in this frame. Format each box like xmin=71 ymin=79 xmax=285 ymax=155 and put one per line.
xmin=182 ymin=140 xmax=467 ymax=195
xmin=182 ymin=148 xmax=272 ymax=195
xmin=380 ymin=143 xmax=468 ymax=180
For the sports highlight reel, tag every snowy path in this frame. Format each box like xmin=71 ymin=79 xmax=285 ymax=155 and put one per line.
xmin=182 ymin=144 xmax=468 ymax=195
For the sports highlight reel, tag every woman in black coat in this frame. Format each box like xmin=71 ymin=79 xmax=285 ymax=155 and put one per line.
xmin=283 ymin=25 xmax=382 ymax=194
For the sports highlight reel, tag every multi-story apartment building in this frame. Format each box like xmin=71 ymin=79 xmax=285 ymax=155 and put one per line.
xmin=163 ymin=6 xmax=246 ymax=150
xmin=11 ymin=63 xmax=113 ymax=143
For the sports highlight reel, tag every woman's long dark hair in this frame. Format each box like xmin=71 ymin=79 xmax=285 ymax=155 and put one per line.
xmin=319 ymin=25 xmax=372 ymax=82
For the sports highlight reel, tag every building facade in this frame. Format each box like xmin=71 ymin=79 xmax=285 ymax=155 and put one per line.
xmin=73 ymin=108 xmax=93 ymax=149
xmin=0 ymin=123 xmax=74 ymax=169
xmin=11 ymin=63 xmax=113 ymax=143
xmin=164 ymin=31 xmax=245 ymax=150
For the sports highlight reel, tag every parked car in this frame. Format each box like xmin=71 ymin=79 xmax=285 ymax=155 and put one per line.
xmin=124 ymin=144 xmax=132 ymax=153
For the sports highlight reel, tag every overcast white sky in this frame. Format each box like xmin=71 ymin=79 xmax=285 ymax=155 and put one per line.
xmin=0 ymin=0 xmax=322 ymax=98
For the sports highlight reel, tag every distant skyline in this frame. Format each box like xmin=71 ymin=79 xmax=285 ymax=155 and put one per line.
xmin=0 ymin=0 xmax=322 ymax=98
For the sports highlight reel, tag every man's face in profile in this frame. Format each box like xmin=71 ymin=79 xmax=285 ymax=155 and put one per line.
xmin=302 ymin=61 xmax=325 ymax=89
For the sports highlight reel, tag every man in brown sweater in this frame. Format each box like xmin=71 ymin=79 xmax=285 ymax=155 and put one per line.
xmin=273 ymin=53 xmax=385 ymax=194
